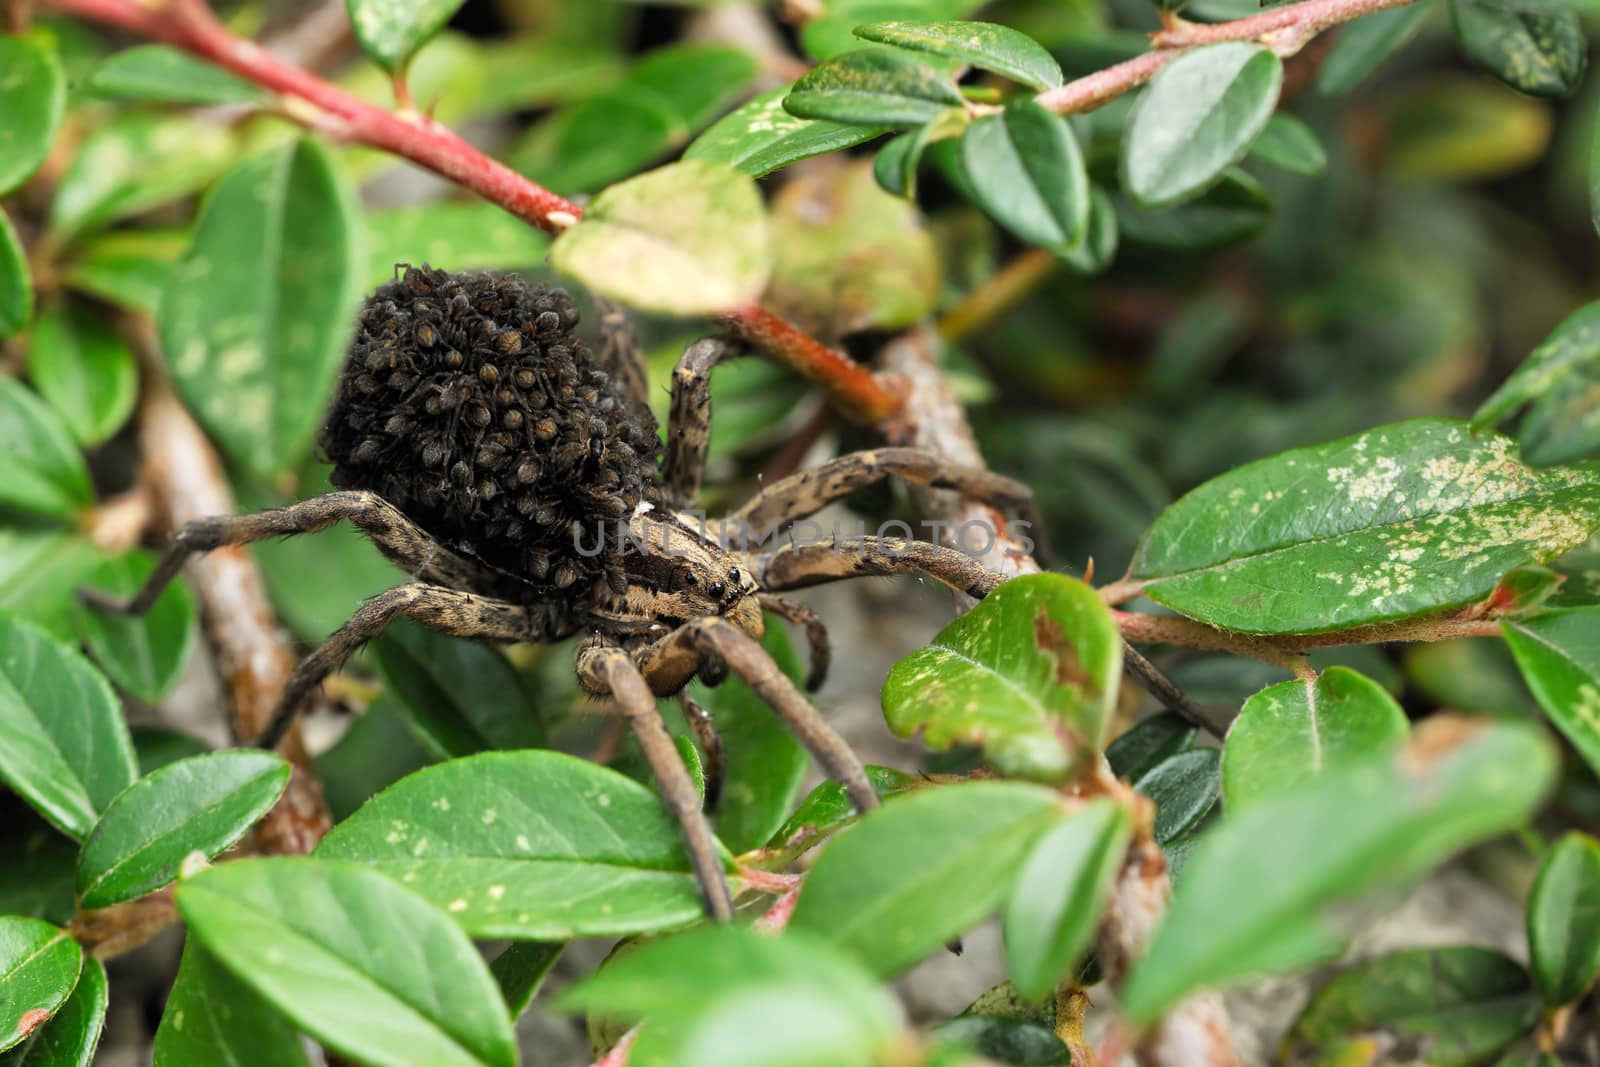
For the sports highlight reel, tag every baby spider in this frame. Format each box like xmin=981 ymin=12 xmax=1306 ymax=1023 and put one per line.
xmin=84 ymin=266 xmax=1046 ymax=918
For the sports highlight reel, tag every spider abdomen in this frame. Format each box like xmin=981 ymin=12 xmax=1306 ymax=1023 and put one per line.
xmin=321 ymin=265 xmax=661 ymax=609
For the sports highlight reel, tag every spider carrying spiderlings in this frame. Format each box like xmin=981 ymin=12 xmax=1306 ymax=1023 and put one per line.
xmin=83 ymin=265 xmax=1047 ymax=918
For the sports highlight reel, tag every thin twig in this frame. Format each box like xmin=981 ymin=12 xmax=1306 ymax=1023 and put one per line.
xmin=1120 ymin=643 xmax=1231 ymax=738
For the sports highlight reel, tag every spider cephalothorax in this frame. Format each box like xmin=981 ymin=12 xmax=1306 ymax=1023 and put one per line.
xmin=86 ymin=266 xmax=1046 ymax=920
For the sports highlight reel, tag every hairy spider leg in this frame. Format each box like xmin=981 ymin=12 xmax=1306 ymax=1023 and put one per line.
xmin=756 ymin=593 xmax=831 ymax=693
xmin=756 ymin=535 xmax=1007 ymax=600
xmin=731 ymin=447 xmax=1055 ymax=570
xmin=663 ymin=337 xmax=738 ymax=508
xmin=577 ymin=638 xmax=735 ymax=920
xmin=591 ymin=295 xmax=651 ymax=414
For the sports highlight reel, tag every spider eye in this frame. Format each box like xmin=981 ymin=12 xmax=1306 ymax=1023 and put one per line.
xmin=708 ymin=581 xmax=726 ymax=600
xmin=728 ymin=567 xmax=740 ymax=585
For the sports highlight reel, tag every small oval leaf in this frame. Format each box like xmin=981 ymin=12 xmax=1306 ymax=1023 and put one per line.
xmin=1248 ymin=112 xmax=1328 ymax=175
xmin=0 ymin=956 xmax=106 ymax=1067
xmin=961 ymin=101 xmax=1089 ymax=252
xmin=1505 ymin=605 xmax=1600 ymax=778
xmin=1452 ymin=0 xmax=1586 ymax=98
xmin=76 ymin=751 xmax=292 ymax=910
xmin=89 ymin=44 xmax=266 ymax=106
xmin=0 ymin=919 xmax=80 ymax=1056
xmin=853 ymin=20 xmax=1063 ymax=90
xmin=73 ymin=551 xmax=197 ymax=704
xmin=348 ymin=0 xmax=467 ymax=72
xmin=1135 ymin=747 xmax=1220 ymax=845
xmin=686 ymin=87 xmax=888 ymax=178
xmin=0 ymin=36 xmax=66 ymax=197
xmin=0 ymin=377 xmax=93 ymax=521
xmin=1527 ymin=831 xmax=1600 ymax=1007
xmin=785 ymin=49 xmax=965 ymax=127
xmin=27 ymin=303 xmax=138 ymax=447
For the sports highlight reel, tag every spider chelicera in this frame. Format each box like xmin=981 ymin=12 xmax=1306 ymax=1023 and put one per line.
xmin=83 ymin=266 xmax=1046 ymax=918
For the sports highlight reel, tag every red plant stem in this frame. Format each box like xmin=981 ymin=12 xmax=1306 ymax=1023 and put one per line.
xmin=43 ymin=0 xmax=902 ymax=423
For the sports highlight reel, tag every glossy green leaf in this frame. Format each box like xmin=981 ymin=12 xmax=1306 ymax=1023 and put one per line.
xmin=73 ymin=551 xmax=197 ymax=704
xmin=364 ymin=201 xmax=548 ymax=288
xmin=762 ymin=765 xmax=922 ymax=864
xmin=0 ymin=377 xmax=92 ymax=521
xmin=550 ymin=160 xmax=770 ymax=315
xmin=1291 ymin=947 xmax=1537 ymax=1065
xmin=0 ymin=36 xmax=65 ymax=196
xmin=27 ymin=303 xmax=137 ymax=447
xmin=1517 ymin=359 xmax=1600 ymax=466
xmin=1122 ymin=43 xmax=1283 ymax=209
xmin=1248 ymin=112 xmax=1327 ymax=174
xmin=154 ymin=942 xmax=309 ymax=1067
xmin=686 ymin=87 xmax=888 ymax=178
xmin=0 ymin=614 xmax=136 ymax=839
xmin=1057 ymin=186 xmax=1119 ymax=273
xmin=1527 ymin=832 xmax=1600 ymax=1006
xmin=785 ymin=49 xmax=964 ymax=127
xmin=1135 ymin=747 xmax=1220 ymax=845
xmin=89 ymin=44 xmax=266 ymax=105
xmin=0 ymin=213 xmax=31 ymax=339
xmin=961 ymin=101 xmax=1089 ymax=252
xmin=1130 ymin=419 xmax=1600 ymax=634
xmin=316 ymin=750 xmax=717 ymax=938
xmin=791 ymin=780 xmax=1065 ymax=976
xmin=1451 ymin=0 xmax=1585 ymax=98
xmin=1114 ymin=167 xmax=1271 ymax=251
xmin=1003 ymin=799 xmax=1131 ymax=1001
xmin=1317 ymin=1 xmax=1433 ymax=96
xmin=1107 ymin=712 xmax=1196 ymax=781
xmin=159 ymin=138 xmax=364 ymax=480
xmin=0 ymin=956 xmax=104 ymax=1067
xmin=853 ymin=21 xmax=1063 ymax=90
xmin=1476 ymin=302 xmax=1600 ymax=430
xmin=49 ymin=113 xmax=234 ymax=240
xmin=0 ymin=919 xmax=80 ymax=1056
xmin=370 ymin=618 xmax=542 ymax=758
xmin=59 ymin=228 xmax=185 ymax=316
xmin=800 ymin=0 xmax=984 ymax=59
xmin=315 ymin=698 xmax=435 ymax=821
xmin=179 ymin=858 xmax=517 ymax=1067
xmin=1223 ymin=668 xmax=1409 ymax=814
xmin=0 ymin=531 xmax=106 ymax=642
xmin=1120 ymin=718 xmax=1556 ymax=1023
xmin=490 ymin=942 xmax=562 ymax=1017
xmin=76 ymin=751 xmax=291 ymax=909
xmin=883 ymin=574 xmax=1120 ymax=781
xmin=348 ymin=0 xmax=465 ymax=71
xmin=1505 ymin=606 xmax=1600 ymax=777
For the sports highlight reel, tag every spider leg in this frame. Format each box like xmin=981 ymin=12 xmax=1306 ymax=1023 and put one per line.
xmin=755 ymin=535 xmax=1006 ymax=600
xmin=729 ymin=448 xmax=1054 ymax=569
xmin=256 ymin=583 xmax=549 ymax=750
xmin=592 ymin=294 xmax=650 ymax=413
xmin=78 ymin=491 xmax=489 ymax=616
xmin=663 ymin=338 xmax=737 ymax=508
xmin=635 ymin=617 xmax=877 ymax=817
xmin=757 ymin=593 xmax=831 ymax=692
xmin=577 ymin=637 xmax=735 ymax=921
xmin=678 ymin=692 xmax=726 ymax=814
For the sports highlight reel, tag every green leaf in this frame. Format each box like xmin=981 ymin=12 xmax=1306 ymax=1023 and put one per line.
xmin=315 ymin=698 xmax=435 ymax=822
xmin=790 ymin=780 xmax=1065 ymax=976
xmin=933 ymin=1017 xmax=1069 ymax=1066
xmin=0 ymin=35 xmax=66 ymax=196
xmin=159 ymin=138 xmax=364 ymax=480
xmin=1291 ymin=947 xmax=1537 ymax=1065
xmin=0 ymin=803 xmax=77 ymax=925
xmin=0 ymin=954 xmax=103 ymax=1067
xmin=1451 ymin=0 xmax=1585 ymax=98
xmin=364 ymin=201 xmax=548 ymax=288
xmin=154 ymin=942 xmax=309 ymax=1067
xmin=1504 ymin=606 xmax=1600 ymax=777
xmin=1056 ymin=186 xmax=1119 ymax=273
xmin=132 ymin=727 xmax=209 ymax=776
xmin=49 ymin=113 xmax=234 ymax=241
xmin=1476 ymin=302 xmax=1600 ymax=429
xmin=1516 ymin=359 xmax=1600 ymax=466
xmin=1106 ymin=712 xmax=1196 ymax=782
xmin=73 ymin=551 xmax=197 ymax=704
xmin=561 ymin=926 xmax=902 ymax=1067
xmin=801 ymin=0 xmax=985 ymax=60
xmin=489 ymin=942 xmax=562 ymax=1017
xmin=883 ymin=574 xmax=1121 ymax=782
xmin=1222 ymin=668 xmax=1409 ymax=814
xmin=76 ymin=751 xmax=291 ymax=910
xmin=0 ymin=919 xmax=80 ymax=1056
xmin=26 ymin=303 xmax=137 ymax=447
xmin=1130 ymin=419 xmax=1600 ymax=634
xmin=1134 ymin=748 xmax=1220 ymax=845
xmin=0 ymin=531 xmax=106 ymax=642
xmin=0 ymin=614 xmax=136 ymax=839
xmin=1317 ymin=1 xmax=1433 ymax=96
xmin=1248 ymin=112 xmax=1327 ymax=174
xmin=762 ymin=765 xmax=922 ymax=864
xmin=89 ymin=44 xmax=266 ymax=105
xmin=59 ymin=228 xmax=186 ymax=316
xmin=784 ymin=49 xmax=964 ymax=127
xmin=1003 ymin=799 xmax=1131 ymax=1001
xmin=177 ymin=858 xmax=518 ymax=1067
xmin=510 ymin=89 xmax=679 ymax=197
xmin=370 ymin=618 xmax=542 ymax=758
xmin=1114 ymin=167 xmax=1271 ymax=251
xmin=1527 ymin=832 xmax=1600 ymax=1006
xmin=0 ymin=376 xmax=93 ymax=521
xmin=624 ymin=44 xmax=759 ymax=131
xmin=1122 ymin=43 xmax=1283 ymax=209
xmin=960 ymin=101 xmax=1089 ymax=252
xmin=685 ymin=87 xmax=889 ymax=178
xmin=315 ymin=750 xmax=718 ymax=938
xmin=348 ymin=0 xmax=466 ymax=72
xmin=853 ymin=21 xmax=1063 ymax=90
xmin=550 ymin=160 xmax=770 ymax=315
xmin=1120 ymin=718 xmax=1557 ymax=1023
xmin=0 ymin=212 xmax=31 ymax=338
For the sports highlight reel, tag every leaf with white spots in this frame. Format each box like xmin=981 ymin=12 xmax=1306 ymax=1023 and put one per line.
xmin=158 ymin=138 xmax=364 ymax=481
xmin=1505 ymin=605 xmax=1600 ymax=778
xmin=315 ymin=750 xmax=725 ymax=938
xmin=348 ymin=0 xmax=466 ymax=72
xmin=1130 ymin=419 xmax=1600 ymax=634
xmin=1223 ymin=667 xmax=1409 ymax=814
xmin=684 ymin=87 xmax=889 ymax=178
xmin=176 ymin=858 xmax=517 ymax=1067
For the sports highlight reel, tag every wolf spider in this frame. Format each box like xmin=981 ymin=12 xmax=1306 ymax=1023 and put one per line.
xmin=84 ymin=268 xmax=1044 ymax=919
